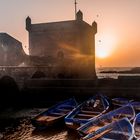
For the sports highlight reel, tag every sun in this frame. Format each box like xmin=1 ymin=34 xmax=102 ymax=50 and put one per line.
xmin=96 ymin=48 xmax=109 ymax=58
xmin=96 ymin=34 xmax=117 ymax=59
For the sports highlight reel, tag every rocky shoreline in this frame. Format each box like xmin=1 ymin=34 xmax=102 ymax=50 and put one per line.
xmin=100 ymin=67 xmax=140 ymax=74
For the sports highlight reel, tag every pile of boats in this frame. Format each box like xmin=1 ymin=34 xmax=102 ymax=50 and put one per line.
xmin=31 ymin=94 xmax=140 ymax=140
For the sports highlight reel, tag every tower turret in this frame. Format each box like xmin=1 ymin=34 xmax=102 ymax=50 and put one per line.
xmin=92 ymin=21 xmax=97 ymax=34
xmin=76 ymin=10 xmax=83 ymax=21
xmin=26 ymin=16 xmax=31 ymax=31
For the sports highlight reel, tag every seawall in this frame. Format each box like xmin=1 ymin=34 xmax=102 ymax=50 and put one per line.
xmin=0 ymin=76 xmax=140 ymax=108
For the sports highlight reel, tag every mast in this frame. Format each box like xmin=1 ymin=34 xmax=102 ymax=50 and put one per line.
xmin=75 ymin=0 xmax=77 ymax=19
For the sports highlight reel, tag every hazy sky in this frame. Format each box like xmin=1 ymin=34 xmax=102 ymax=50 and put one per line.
xmin=0 ymin=0 xmax=140 ymax=67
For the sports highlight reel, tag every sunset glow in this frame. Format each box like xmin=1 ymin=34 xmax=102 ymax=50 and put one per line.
xmin=96 ymin=34 xmax=117 ymax=59
xmin=0 ymin=0 xmax=140 ymax=66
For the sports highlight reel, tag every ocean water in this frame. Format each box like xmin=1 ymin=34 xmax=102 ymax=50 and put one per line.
xmin=96 ymin=67 xmax=140 ymax=79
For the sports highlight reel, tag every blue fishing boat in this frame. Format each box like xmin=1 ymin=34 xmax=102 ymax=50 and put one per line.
xmin=112 ymin=97 xmax=132 ymax=107
xmin=82 ymin=118 xmax=134 ymax=140
xmin=65 ymin=94 xmax=110 ymax=129
xmin=77 ymin=105 xmax=135 ymax=137
xmin=133 ymin=113 xmax=140 ymax=139
xmin=31 ymin=98 xmax=77 ymax=128
xmin=129 ymin=101 xmax=140 ymax=112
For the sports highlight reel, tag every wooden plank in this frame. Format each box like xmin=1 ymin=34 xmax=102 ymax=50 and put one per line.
xmin=49 ymin=112 xmax=65 ymax=116
xmin=81 ymin=110 xmax=100 ymax=114
xmin=77 ymin=113 xmax=96 ymax=117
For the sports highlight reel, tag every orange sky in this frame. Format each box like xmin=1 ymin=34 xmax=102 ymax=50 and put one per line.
xmin=0 ymin=0 xmax=140 ymax=67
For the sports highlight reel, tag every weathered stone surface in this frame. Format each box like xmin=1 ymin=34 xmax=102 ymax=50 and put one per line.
xmin=0 ymin=33 xmax=25 ymax=66
xmin=26 ymin=11 xmax=97 ymax=79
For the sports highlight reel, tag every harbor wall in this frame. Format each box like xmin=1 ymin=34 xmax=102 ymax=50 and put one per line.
xmin=0 ymin=76 xmax=140 ymax=108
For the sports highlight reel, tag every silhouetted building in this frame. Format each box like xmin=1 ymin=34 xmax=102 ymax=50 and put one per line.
xmin=0 ymin=33 xmax=25 ymax=66
xmin=26 ymin=10 xmax=97 ymax=79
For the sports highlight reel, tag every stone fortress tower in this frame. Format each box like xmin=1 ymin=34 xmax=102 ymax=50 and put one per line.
xmin=26 ymin=10 xmax=97 ymax=79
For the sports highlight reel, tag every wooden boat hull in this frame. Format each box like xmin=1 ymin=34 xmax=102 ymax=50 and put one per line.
xmin=31 ymin=115 xmax=65 ymax=129
xmin=112 ymin=97 xmax=132 ymax=107
xmin=65 ymin=94 xmax=110 ymax=130
xmin=130 ymin=102 xmax=140 ymax=111
xmin=77 ymin=105 xmax=135 ymax=137
xmin=82 ymin=118 xmax=134 ymax=140
xmin=133 ymin=113 xmax=140 ymax=139
xmin=31 ymin=98 xmax=77 ymax=129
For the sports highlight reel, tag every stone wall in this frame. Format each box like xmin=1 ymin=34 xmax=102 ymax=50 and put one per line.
xmin=26 ymin=11 xmax=97 ymax=79
xmin=0 ymin=33 xmax=26 ymax=66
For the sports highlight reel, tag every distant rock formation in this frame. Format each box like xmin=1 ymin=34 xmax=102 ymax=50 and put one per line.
xmin=100 ymin=67 xmax=140 ymax=74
